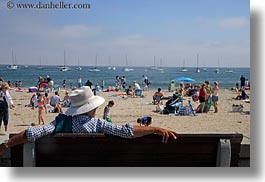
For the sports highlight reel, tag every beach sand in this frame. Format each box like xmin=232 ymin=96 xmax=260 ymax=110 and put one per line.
xmin=1 ymin=88 xmax=250 ymax=144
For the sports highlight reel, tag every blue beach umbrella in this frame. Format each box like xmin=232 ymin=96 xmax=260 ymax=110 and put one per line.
xmin=175 ymin=77 xmax=195 ymax=82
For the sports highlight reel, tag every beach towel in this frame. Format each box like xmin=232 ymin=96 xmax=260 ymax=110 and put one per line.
xmin=177 ymin=101 xmax=196 ymax=116
xmin=204 ymin=97 xmax=213 ymax=113
xmin=196 ymin=97 xmax=213 ymax=113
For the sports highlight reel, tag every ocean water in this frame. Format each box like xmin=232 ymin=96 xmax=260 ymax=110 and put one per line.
xmin=0 ymin=65 xmax=250 ymax=90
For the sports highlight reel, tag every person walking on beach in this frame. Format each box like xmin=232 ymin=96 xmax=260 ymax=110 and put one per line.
xmin=62 ymin=80 xmax=66 ymax=90
xmin=142 ymin=75 xmax=150 ymax=91
xmin=77 ymin=76 xmax=82 ymax=88
xmin=0 ymin=86 xmax=177 ymax=157
xmin=37 ymin=93 xmax=47 ymax=125
xmin=211 ymin=82 xmax=219 ymax=113
xmin=0 ymin=82 xmax=15 ymax=134
xmin=101 ymin=80 xmax=105 ymax=91
xmin=240 ymin=75 xmax=246 ymax=89
xmin=103 ymin=100 xmax=114 ymax=123
xmin=121 ymin=76 xmax=126 ymax=90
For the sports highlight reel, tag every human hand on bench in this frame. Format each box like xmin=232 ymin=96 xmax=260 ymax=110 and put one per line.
xmin=133 ymin=126 xmax=177 ymax=143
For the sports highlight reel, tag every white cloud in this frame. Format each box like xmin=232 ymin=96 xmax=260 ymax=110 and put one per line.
xmin=56 ymin=25 xmax=102 ymax=39
xmin=217 ymin=17 xmax=248 ymax=28
xmin=0 ymin=11 xmax=249 ymax=67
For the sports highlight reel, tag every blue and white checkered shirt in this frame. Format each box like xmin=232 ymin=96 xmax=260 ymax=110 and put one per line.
xmin=26 ymin=115 xmax=134 ymax=142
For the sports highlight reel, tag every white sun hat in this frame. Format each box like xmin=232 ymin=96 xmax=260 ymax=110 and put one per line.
xmin=65 ymin=86 xmax=105 ymax=116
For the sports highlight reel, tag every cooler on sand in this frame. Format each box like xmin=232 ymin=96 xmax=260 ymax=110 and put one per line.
xmin=28 ymin=87 xmax=38 ymax=92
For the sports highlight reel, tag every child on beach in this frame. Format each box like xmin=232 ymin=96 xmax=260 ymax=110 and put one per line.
xmin=31 ymin=93 xmax=38 ymax=109
xmin=61 ymin=91 xmax=71 ymax=107
xmin=137 ymin=116 xmax=152 ymax=126
xmin=37 ymin=93 xmax=47 ymax=125
xmin=62 ymin=80 xmax=66 ymax=89
xmin=103 ymin=100 xmax=114 ymax=123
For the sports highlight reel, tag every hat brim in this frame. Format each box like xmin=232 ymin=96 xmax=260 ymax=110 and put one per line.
xmin=65 ymin=96 xmax=105 ymax=116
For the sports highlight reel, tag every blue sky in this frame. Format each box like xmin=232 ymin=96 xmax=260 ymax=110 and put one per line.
xmin=0 ymin=0 xmax=250 ymax=67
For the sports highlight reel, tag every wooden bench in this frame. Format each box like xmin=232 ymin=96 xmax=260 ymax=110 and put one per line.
xmin=10 ymin=133 xmax=243 ymax=167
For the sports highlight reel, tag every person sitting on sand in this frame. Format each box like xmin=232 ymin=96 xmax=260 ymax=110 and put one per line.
xmin=0 ymin=86 xmax=177 ymax=158
xmin=30 ymin=93 xmax=38 ymax=109
xmin=152 ymin=88 xmax=164 ymax=105
xmin=61 ymin=91 xmax=71 ymax=107
xmin=235 ymin=89 xmax=249 ymax=100
xmin=177 ymin=82 xmax=185 ymax=96
xmin=126 ymin=86 xmax=133 ymax=96
xmin=133 ymin=81 xmax=141 ymax=90
xmin=43 ymin=92 xmax=51 ymax=108
xmin=136 ymin=116 xmax=152 ymax=126
xmin=50 ymin=91 xmax=62 ymax=113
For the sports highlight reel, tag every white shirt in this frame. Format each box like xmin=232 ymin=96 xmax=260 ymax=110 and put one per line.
xmin=0 ymin=90 xmax=14 ymax=105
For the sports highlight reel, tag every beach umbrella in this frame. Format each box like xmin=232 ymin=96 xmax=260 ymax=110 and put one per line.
xmin=175 ymin=77 xmax=195 ymax=82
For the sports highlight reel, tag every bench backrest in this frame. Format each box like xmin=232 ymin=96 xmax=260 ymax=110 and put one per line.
xmin=10 ymin=133 xmax=243 ymax=167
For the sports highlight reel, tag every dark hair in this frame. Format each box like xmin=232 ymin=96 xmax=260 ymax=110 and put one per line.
xmin=158 ymin=88 xmax=161 ymax=92
xmin=204 ymin=80 xmax=209 ymax=84
xmin=109 ymin=100 xmax=114 ymax=105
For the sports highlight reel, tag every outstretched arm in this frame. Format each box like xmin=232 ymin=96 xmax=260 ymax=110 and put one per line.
xmin=0 ymin=130 xmax=28 ymax=157
xmin=0 ymin=120 xmax=56 ymax=158
xmin=133 ymin=126 xmax=177 ymax=143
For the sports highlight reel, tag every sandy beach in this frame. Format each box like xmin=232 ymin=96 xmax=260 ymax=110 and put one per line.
xmin=0 ymin=87 xmax=250 ymax=144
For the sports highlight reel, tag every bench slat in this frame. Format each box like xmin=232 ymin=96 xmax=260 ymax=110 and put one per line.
xmin=10 ymin=133 xmax=243 ymax=167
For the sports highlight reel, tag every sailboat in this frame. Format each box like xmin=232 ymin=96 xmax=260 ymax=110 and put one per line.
xmin=215 ymin=59 xmax=220 ymax=74
xmin=149 ymin=56 xmax=158 ymax=70
xmin=107 ymin=56 xmax=116 ymax=70
xmin=156 ymin=58 xmax=165 ymax=72
xmin=179 ymin=59 xmax=188 ymax=72
xmin=7 ymin=50 xmax=18 ymax=70
xmin=37 ymin=57 xmax=44 ymax=70
xmin=195 ymin=54 xmax=200 ymax=73
xmin=225 ymin=69 xmax=233 ymax=73
xmin=89 ymin=55 xmax=100 ymax=72
xmin=123 ymin=55 xmax=134 ymax=71
xmin=76 ymin=57 xmax=82 ymax=71
xmin=60 ymin=51 xmax=71 ymax=71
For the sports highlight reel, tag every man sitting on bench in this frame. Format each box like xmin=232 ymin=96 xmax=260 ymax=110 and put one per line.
xmin=0 ymin=86 xmax=177 ymax=157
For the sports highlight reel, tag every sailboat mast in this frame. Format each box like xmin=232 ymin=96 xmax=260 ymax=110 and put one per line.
xmin=95 ymin=54 xmax=98 ymax=67
xmin=197 ymin=54 xmax=199 ymax=68
xmin=126 ymin=54 xmax=128 ymax=67
xmin=12 ymin=49 xmax=14 ymax=65
xmin=64 ymin=50 xmax=66 ymax=67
